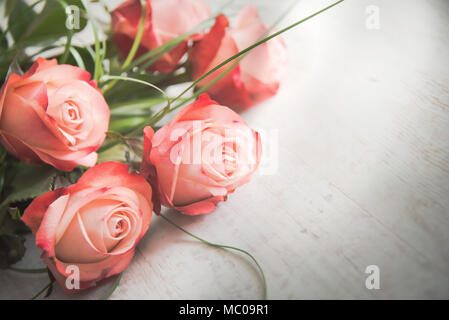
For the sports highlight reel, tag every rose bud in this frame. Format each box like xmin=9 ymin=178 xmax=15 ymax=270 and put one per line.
xmin=141 ymin=94 xmax=261 ymax=215
xmin=21 ymin=162 xmax=154 ymax=292
xmin=0 ymin=57 xmax=109 ymax=171
xmin=111 ymin=0 xmax=210 ymax=73
xmin=189 ymin=6 xmax=287 ymax=111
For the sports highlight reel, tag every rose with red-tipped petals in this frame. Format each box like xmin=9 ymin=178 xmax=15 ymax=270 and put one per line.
xmin=111 ymin=0 xmax=210 ymax=73
xmin=141 ymin=94 xmax=262 ymax=215
xmin=21 ymin=162 xmax=154 ymax=292
xmin=189 ymin=6 xmax=288 ymax=111
xmin=0 ymin=57 xmax=109 ymax=171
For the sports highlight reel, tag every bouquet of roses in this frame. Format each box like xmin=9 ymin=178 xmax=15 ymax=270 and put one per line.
xmin=0 ymin=0 xmax=343 ymax=299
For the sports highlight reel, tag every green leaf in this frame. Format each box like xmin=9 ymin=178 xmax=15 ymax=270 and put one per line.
xmin=0 ymin=233 xmax=26 ymax=269
xmin=62 ymin=167 xmax=87 ymax=185
xmin=0 ymin=163 xmax=57 ymax=268
xmin=64 ymin=46 xmax=96 ymax=74
xmin=4 ymin=0 xmax=17 ymax=16
xmin=108 ymin=117 xmax=148 ymax=134
xmin=105 ymin=131 xmax=143 ymax=158
xmin=0 ymin=209 xmax=29 ymax=235
xmin=17 ymin=0 xmax=87 ymax=47
xmin=6 ymin=0 xmax=38 ymax=42
xmin=0 ymin=204 xmax=29 ymax=269
xmin=0 ymin=163 xmax=57 ymax=212
xmin=9 ymin=207 xmax=21 ymax=220
xmin=97 ymin=144 xmax=128 ymax=164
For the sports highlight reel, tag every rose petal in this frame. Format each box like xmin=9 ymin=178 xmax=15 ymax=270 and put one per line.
xmin=190 ymin=14 xmax=229 ymax=78
xmin=19 ymin=57 xmax=91 ymax=87
xmin=0 ymin=87 xmax=66 ymax=151
xmin=0 ymin=74 xmax=27 ymax=117
xmin=75 ymin=152 xmax=98 ymax=167
xmin=0 ymin=132 xmax=42 ymax=164
xmin=175 ymin=94 xmax=246 ymax=125
xmin=141 ymin=126 xmax=161 ymax=214
xmin=172 ymin=176 xmax=214 ymax=206
xmin=47 ymin=250 xmax=134 ymax=292
xmin=55 ymin=212 xmax=109 ymax=263
xmin=151 ymin=0 xmax=210 ymax=42
xmin=35 ymin=194 xmax=70 ymax=257
xmin=112 ymin=0 xmax=210 ymax=73
xmin=22 ymin=188 xmax=68 ymax=234
xmin=73 ymin=162 xmax=152 ymax=203
xmin=54 ymin=187 xmax=110 ymax=243
xmin=174 ymin=195 xmax=226 ymax=215
xmin=232 ymin=6 xmax=287 ymax=86
xmin=23 ymin=57 xmax=57 ymax=78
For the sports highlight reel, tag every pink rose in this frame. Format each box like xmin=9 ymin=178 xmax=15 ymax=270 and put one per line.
xmin=0 ymin=57 xmax=110 ymax=171
xmin=189 ymin=6 xmax=288 ymax=111
xmin=141 ymin=94 xmax=262 ymax=215
xmin=21 ymin=162 xmax=153 ymax=292
xmin=111 ymin=0 xmax=210 ymax=73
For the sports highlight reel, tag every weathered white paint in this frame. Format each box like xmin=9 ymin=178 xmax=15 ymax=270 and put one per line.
xmin=1 ymin=0 xmax=448 ymax=299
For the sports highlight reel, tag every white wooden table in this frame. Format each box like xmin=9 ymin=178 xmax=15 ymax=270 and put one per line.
xmin=1 ymin=0 xmax=449 ymax=299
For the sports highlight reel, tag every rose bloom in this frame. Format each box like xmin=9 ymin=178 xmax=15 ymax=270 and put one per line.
xmin=0 ymin=57 xmax=109 ymax=171
xmin=111 ymin=0 xmax=210 ymax=73
xmin=189 ymin=6 xmax=288 ymax=111
xmin=141 ymin=94 xmax=261 ymax=215
xmin=21 ymin=162 xmax=153 ymax=291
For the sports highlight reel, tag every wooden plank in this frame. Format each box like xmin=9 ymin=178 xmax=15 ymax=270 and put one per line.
xmin=1 ymin=0 xmax=448 ymax=299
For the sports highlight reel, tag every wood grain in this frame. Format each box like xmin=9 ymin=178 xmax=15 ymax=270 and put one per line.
xmin=1 ymin=0 xmax=448 ymax=299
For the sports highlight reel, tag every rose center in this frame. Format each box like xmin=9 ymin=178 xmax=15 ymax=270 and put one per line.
xmin=107 ymin=214 xmax=130 ymax=239
xmin=61 ymin=101 xmax=83 ymax=128
xmin=222 ymin=141 xmax=237 ymax=176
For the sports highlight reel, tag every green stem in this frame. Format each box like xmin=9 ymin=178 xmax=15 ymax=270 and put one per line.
xmin=166 ymin=1 xmax=300 ymax=114
xmin=125 ymin=0 xmax=235 ymax=74
xmin=121 ymin=0 xmax=147 ymax=70
xmin=103 ymin=0 xmax=147 ymax=93
xmin=153 ymin=72 xmax=191 ymax=88
xmin=8 ymin=267 xmax=47 ymax=274
xmin=160 ymin=213 xmax=268 ymax=300
xmin=80 ymin=0 xmax=102 ymax=82
xmin=69 ymin=47 xmax=86 ymax=69
xmin=97 ymin=0 xmax=344 ymax=151
xmin=100 ymin=273 xmax=123 ymax=300
xmin=169 ymin=0 xmax=345 ymax=108
xmin=99 ymin=75 xmax=171 ymax=152
xmin=101 ymin=75 xmax=169 ymax=98
xmin=125 ymin=0 xmax=345 ymax=130
xmin=31 ymin=281 xmax=53 ymax=300
xmin=109 ymin=97 xmax=167 ymax=111
xmin=56 ymin=0 xmax=73 ymax=64
xmin=168 ymin=57 xmax=241 ymax=114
